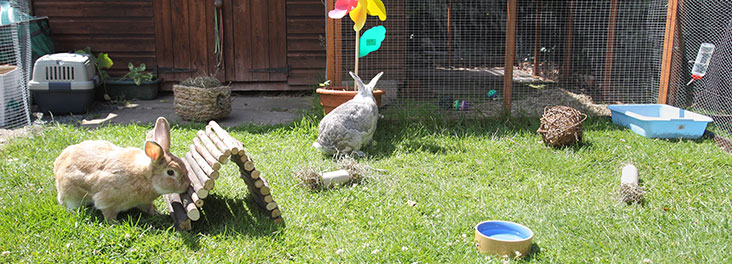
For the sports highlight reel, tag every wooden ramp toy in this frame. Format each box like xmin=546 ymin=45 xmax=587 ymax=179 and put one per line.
xmin=164 ymin=121 xmax=282 ymax=231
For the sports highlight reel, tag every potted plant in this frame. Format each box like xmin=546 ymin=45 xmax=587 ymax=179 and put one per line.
xmin=74 ymin=47 xmax=113 ymax=101
xmin=105 ymin=63 xmax=161 ymax=100
xmin=317 ymin=0 xmax=387 ymax=114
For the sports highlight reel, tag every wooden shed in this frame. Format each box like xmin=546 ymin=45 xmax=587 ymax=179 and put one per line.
xmin=31 ymin=0 xmax=326 ymax=91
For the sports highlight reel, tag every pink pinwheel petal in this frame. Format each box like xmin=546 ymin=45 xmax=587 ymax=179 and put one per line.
xmin=328 ymin=0 xmax=359 ymax=19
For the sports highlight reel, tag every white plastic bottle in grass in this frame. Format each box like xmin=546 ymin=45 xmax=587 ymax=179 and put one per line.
xmin=687 ymin=43 xmax=715 ymax=85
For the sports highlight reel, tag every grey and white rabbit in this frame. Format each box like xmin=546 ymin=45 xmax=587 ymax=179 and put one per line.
xmin=313 ymin=71 xmax=383 ymax=155
xmin=54 ymin=117 xmax=190 ymax=221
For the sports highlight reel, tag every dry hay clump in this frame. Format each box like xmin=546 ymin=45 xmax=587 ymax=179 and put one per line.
xmin=295 ymin=167 xmax=322 ymax=190
xmin=337 ymin=156 xmax=369 ymax=182
xmin=537 ymin=105 xmax=587 ymax=147
xmin=475 ymin=88 xmax=610 ymax=117
xmin=295 ymin=157 xmax=371 ymax=190
xmin=618 ymin=183 xmax=645 ymax=204
xmin=179 ymin=76 xmax=223 ymax=88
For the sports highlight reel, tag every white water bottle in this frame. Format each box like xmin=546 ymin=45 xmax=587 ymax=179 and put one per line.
xmin=688 ymin=43 xmax=715 ymax=85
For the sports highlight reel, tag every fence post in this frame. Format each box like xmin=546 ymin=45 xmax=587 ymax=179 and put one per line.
xmin=603 ymin=0 xmax=619 ymax=102
xmin=504 ymin=0 xmax=517 ymax=114
xmin=658 ymin=0 xmax=680 ymax=104
xmin=561 ymin=0 xmax=575 ymax=83
xmin=533 ymin=0 xmax=541 ymax=77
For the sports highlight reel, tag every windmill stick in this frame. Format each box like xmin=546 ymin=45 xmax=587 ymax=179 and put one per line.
xmin=165 ymin=194 xmax=191 ymax=231
xmin=183 ymin=158 xmax=208 ymax=199
xmin=205 ymin=126 xmax=233 ymax=156
xmin=186 ymin=186 xmax=204 ymax=207
xmin=193 ymin=138 xmax=222 ymax=170
xmin=197 ymin=131 xmax=227 ymax=163
xmin=190 ymin=144 xmax=219 ymax=180
xmin=185 ymin=153 xmax=214 ymax=190
xmin=179 ymin=191 xmax=201 ymax=221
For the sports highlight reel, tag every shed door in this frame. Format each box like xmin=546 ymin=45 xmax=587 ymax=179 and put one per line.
xmin=154 ymin=0 xmax=287 ymax=83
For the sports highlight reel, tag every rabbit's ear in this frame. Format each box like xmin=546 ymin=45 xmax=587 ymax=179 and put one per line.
xmin=144 ymin=141 xmax=164 ymax=162
xmin=152 ymin=117 xmax=171 ymax=151
xmin=366 ymin=72 xmax=384 ymax=91
xmin=349 ymin=71 xmax=365 ymax=89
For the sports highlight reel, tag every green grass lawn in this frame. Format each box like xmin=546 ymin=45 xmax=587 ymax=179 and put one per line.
xmin=1 ymin=112 xmax=730 ymax=263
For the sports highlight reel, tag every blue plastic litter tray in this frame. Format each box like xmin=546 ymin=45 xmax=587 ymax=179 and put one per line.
xmin=607 ymin=104 xmax=712 ymax=139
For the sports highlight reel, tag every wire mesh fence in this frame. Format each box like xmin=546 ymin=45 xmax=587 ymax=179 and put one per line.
xmin=0 ymin=0 xmax=32 ymax=129
xmin=667 ymin=0 xmax=732 ymax=138
xmin=329 ymin=0 xmax=669 ymax=116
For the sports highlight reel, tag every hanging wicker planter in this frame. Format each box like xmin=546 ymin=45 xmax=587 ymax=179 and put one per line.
xmin=173 ymin=84 xmax=231 ymax=121
xmin=537 ymin=105 xmax=587 ymax=147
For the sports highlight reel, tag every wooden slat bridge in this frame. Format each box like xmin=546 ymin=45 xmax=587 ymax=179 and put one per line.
xmin=164 ymin=121 xmax=282 ymax=231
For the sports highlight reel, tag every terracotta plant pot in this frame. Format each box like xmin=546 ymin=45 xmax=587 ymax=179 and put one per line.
xmin=316 ymin=87 xmax=385 ymax=114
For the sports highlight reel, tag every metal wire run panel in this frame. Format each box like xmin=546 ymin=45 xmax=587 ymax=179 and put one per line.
xmin=327 ymin=0 xmax=669 ymax=116
xmin=666 ymin=0 xmax=732 ymax=138
xmin=0 ymin=0 xmax=32 ymax=128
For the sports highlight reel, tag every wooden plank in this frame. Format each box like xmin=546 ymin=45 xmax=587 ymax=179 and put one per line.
xmin=49 ymin=20 xmax=155 ymax=35
xmin=53 ymin=36 xmax=156 ymax=52
xmin=287 ymin=36 xmax=325 ymax=52
xmin=232 ymin=0 xmax=253 ymax=81
xmin=251 ymin=0 xmax=270 ymax=80
xmin=288 ymin=69 xmax=324 ymax=86
xmin=153 ymin=0 xmax=175 ymax=81
xmin=603 ymin=0 xmax=619 ymax=102
xmin=268 ymin=0 xmax=287 ymax=81
xmin=188 ymin=0 xmax=209 ymax=76
xmin=286 ymin=2 xmax=323 ymax=17
xmin=533 ymin=0 xmax=541 ymax=77
xmin=171 ymin=0 xmax=193 ymax=81
xmin=34 ymin=2 xmax=153 ymax=17
xmin=160 ymin=81 xmax=308 ymax=91
xmin=503 ymin=0 xmax=517 ymax=114
xmin=222 ymin=0 xmax=234 ymax=81
xmin=658 ymin=0 xmax=680 ymax=104
xmin=287 ymin=18 xmax=326 ymax=34
xmin=288 ymin=53 xmax=326 ymax=69
xmin=561 ymin=0 xmax=575 ymax=82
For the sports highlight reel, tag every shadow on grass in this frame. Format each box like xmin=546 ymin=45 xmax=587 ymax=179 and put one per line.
xmin=523 ymin=243 xmax=542 ymax=261
xmin=191 ymin=194 xmax=284 ymax=236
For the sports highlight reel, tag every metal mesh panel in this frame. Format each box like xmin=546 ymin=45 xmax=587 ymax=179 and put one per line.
xmin=330 ymin=0 xmax=668 ymax=116
xmin=0 ymin=0 xmax=32 ymax=128
xmin=667 ymin=0 xmax=732 ymax=137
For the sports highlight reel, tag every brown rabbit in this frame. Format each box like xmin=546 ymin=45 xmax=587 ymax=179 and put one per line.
xmin=54 ymin=117 xmax=190 ymax=221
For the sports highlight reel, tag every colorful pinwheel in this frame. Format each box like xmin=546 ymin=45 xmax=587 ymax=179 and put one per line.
xmin=329 ymin=0 xmax=386 ymax=31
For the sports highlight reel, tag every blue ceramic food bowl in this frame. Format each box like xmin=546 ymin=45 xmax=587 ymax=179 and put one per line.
xmin=475 ymin=220 xmax=534 ymax=258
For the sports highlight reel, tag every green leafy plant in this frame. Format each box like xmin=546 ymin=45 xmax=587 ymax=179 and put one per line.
xmin=74 ymin=47 xmax=113 ymax=83
xmin=120 ymin=63 xmax=156 ymax=86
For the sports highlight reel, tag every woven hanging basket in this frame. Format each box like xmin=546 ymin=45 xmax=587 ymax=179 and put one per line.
xmin=173 ymin=84 xmax=231 ymax=121
xmin=537 ymin=105 xmax=587 ymax=147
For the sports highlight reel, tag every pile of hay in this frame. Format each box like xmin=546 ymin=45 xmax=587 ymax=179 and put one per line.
xmin=295 ymin=157 xmax=370 ymax=190
xmin=537 ymin=105 xmax=587 ymax=147
xmin=179 ymin=76 xmax=223 ymax=88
